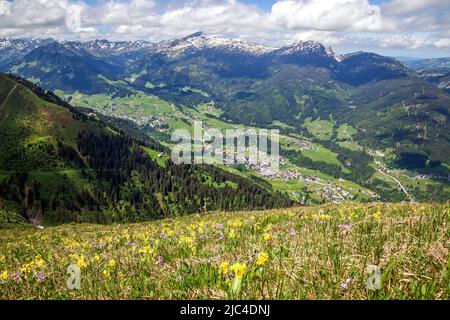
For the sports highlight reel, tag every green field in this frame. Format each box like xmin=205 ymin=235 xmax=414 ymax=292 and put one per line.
xmin=302 ymin=144 xmax=349 ymax=172
xmin=58 ymin=91 xmax=175 ymax=119
xmin=336 ymin=124 xmax=357 ymax=141
xmin=338 ymin=141 xmax=360 ymax=151
xmin=302 ymin=118 xmax=335 ymax=140
xmin=143 ymin=147 xmax=170 ymax=167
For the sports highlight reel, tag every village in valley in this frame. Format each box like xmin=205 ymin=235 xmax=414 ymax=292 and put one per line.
xmin=88 ymin=102 xmax=398 ymax=204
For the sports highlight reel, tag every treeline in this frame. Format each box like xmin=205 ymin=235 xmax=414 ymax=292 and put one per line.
xmin=318 ymin=139 xmax=375 ymax=183
xmin=0 ymin=130 xmax=293 ymax=224
xmin=74 ymin=131 xmax=292 ymax=222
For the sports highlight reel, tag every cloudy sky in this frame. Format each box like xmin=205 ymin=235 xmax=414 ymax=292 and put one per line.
xmin=0 ymin=0 xmax=449 ymax=58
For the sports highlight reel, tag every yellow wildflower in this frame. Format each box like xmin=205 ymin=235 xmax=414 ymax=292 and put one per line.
xmin=103 ymin=269 xmax=111 ymax=279
xmin=1 ymin=270 xmax=7 ymax=281
xmin=76 ymin=255 xmax=88 ymax=269
xmin=139 ymin=246 xmax=155 ymax=256
xmin=219 ymin=262 xmax=229 ymax=275
xmin=230 ymin=263 xmax=246 ymax=279
xmin=108 ymin=259 xmax=117 ymax=268
xmin=94 ymin=255 xmax=101 ymax=262
xmin=263 ymin=233 xmax=272 ymax=242
xmin=36 ymin=258 xmax=46 ymax=267
xmin=256 ymin=252 xmax=269 ymax=266
xmin=373 ymin=212 xmax=381 ymax=220
xmin=229 ymin=219 xmax=243 ymax=228
xmin=228 ymin=229 xmax=236 ymax=239
xmin=180 ymin=236 xmax=194 ymax=246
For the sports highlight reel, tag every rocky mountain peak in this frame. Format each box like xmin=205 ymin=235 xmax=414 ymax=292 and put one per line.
xmin=156 ymin=32 xmax=274 ymax=57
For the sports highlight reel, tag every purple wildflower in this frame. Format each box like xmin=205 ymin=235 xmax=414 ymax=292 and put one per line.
xmin=341 ymin=278 xmax=351 ymax=289
xmin=35 ymin=271 xmax=46 ymax=282
xmin=156 ymin=256 xmax=165 ymax=266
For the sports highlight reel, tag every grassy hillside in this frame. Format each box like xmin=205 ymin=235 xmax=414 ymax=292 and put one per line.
xmin=0 ymin=74 xmax=292 ymax=224
xmin=0 ymin=74 xmax=102 ymax=171
xmin=0 ymin=202 xmax=448 ymax=300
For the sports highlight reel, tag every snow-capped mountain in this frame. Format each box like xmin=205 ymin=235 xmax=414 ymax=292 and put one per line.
xmin=0 ymin=33 xmax=357 ymax=67
xmin=154 ymin=32 xmax=275 ymax=57
xmin=64 ymin=39 xmax=153 ymax=57
xmin=275 ymin=40 xmax=328 ymax=56
xmin=0 ymin=37 xmax=54 ymax=52
xmin=0 ymin=37 xmax=55 ymax=68
xmin=1 ymin=32 xmax=412 ymax=89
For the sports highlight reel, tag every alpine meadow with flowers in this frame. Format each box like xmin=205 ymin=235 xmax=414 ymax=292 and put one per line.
xmin=0 ymin=203 xmax=448 ymax=300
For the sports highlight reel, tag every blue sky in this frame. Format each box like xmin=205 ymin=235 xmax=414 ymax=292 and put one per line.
xmin=83 ymin=0 xmax=390 ymax=9
xmin=0 ymin=0 xmax=449 ymax=58
xmin=79 ymin=0 xmax=390 ymax=10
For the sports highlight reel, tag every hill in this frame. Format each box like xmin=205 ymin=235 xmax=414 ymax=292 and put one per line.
xmin=7 ymin=41 xmax=126 ymax=94
xmin=414 ymin=69 xmax=450 ymax=95
xmin=398 ymin=57 xmax=450 ymax=95
xmin=0 ymin=74 xmax=292 ymax=225
xmin=0 ymin=202 xmax=448 ymax=299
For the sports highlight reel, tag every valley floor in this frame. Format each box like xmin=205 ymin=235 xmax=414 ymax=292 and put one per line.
xmin=0 ymin=203 xmax=448 ymax=300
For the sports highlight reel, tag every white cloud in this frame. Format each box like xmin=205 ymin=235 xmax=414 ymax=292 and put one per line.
xmin=0 ymin=0 xmax=69 ymax=28
xmin=382 ymin=0 xmax=449 ymax=16
xmin=88 ymin=0 xmax=157 ymax=26
xmin=377 ymin=35 xmax=427 ymax=49
xmin=0 ymin=1 xmax=11 ymax=15
xmin=0 ymin=0 xmax=97 ymax=38
xmin=270 ymin=0 xmax=381 ymax=32
xmin=431 ymin=38 xmax=450 ymax=49
xmin=381 ymin=0 xmax=450 ymax=33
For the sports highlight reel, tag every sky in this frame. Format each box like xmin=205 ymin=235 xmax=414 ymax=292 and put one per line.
xmin=0 ymin=0 xmax=449 ymax=58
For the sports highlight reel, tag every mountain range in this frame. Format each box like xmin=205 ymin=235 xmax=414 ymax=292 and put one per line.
xmin=1 ymin=32 xmax=449 ymax=213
